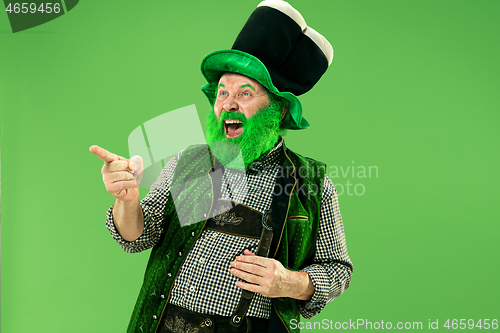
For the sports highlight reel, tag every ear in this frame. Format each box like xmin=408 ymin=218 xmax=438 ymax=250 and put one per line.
xmin=280 ymin=100 xmax=289 ymax=120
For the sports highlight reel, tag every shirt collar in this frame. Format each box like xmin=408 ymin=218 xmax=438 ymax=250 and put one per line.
xmin=247 ymin=137 xmax=283 ymax=172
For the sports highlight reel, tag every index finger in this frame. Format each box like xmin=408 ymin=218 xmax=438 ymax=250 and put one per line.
xmin=89 ymin=145 xmax=119 ymax=163
xmin=236 ymin=254 xmax=268 ymax=267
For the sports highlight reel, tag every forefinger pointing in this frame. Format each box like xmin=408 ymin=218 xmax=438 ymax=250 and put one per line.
xmin=89 ymin=145 xmax=119 ymax=163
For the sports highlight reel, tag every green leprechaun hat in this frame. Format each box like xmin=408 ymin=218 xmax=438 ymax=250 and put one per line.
xmin=200 ymin=0 xmax=334 ymax=130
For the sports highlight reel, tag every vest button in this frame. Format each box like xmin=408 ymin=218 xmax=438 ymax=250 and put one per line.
xmin=152 ymin=315 xmax=158 ymax=320
xmin=191 ymin=231 xmax=195 ymax=237
xmin=178 ymin=251 xmax=183 ymax=257
xmin=160 ymin=294 xmax=166 ymax=299
xmin=204 ymin=318 xmax=213 ymax=327
xmin=167 ymin=273 xmax=172 ymax=278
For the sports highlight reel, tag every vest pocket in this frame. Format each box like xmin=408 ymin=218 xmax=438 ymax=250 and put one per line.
xmin=286 ymin=215 xmax=309 ymax=221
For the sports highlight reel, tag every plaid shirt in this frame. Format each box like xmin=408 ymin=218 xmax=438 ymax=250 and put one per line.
xmin=106 ymin=140 xmax=353 ymax=319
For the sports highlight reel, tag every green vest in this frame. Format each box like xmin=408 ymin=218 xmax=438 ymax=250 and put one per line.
xmin=127 ymin=142 xmax=326 ymax=333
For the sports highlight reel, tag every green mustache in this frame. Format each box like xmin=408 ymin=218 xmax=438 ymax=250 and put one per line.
xmin=219 ymin=111 xmax=247 ymax=123
xmin=206 ymin=101 xmax=283 ymax=168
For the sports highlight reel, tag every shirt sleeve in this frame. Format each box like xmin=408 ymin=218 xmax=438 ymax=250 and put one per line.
xmin=105 ymin=152 xmax=182 ymax=253
xmin=296 ymin=174 xmax=354 ymax=319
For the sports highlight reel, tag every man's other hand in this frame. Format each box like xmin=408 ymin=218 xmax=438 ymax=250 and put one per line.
xmin=230 ymin=249 xmax=315 ymax=300
xmin=89 ymin=145 xmax=143 ymax=202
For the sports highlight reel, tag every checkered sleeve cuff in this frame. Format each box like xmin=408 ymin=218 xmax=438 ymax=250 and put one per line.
xmin=105 ymin=205 xmax=120 ymax=240
xmin=297 ymin=264 xmax=331 ymax=319
xmin=105 ymin=204 xmax=160 ymax=253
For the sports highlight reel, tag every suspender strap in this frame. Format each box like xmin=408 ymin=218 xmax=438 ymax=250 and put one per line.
xmin=230 ymin=215 xmax=274 ymax=327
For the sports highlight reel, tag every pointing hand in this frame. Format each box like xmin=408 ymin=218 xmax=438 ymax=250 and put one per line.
xmin=89 ymin=145 xmax=143 ymax=202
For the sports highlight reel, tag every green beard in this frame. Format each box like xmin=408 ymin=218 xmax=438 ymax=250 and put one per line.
xmin=205 ymin=101 xmax=282 ymax=169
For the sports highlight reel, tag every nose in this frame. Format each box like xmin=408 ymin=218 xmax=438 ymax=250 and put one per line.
xmin=223 ymin=95 xmax=239 ymax=112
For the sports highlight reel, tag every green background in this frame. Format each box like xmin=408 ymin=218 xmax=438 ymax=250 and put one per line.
xmin=1 ymin=0 xmax=498 ymax=332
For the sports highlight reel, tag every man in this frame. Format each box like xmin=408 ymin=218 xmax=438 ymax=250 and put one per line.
xmin=90 ymin=1 xmax=352 ymax=332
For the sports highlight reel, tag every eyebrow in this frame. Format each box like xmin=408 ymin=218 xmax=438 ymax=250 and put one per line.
xmin=239 ymin=84 xmax=255 ymax=91
xmin=218 ymin=83 xmax=225 ymax=89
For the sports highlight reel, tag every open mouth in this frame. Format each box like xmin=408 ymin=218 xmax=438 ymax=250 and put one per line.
xmin=224 ymin=119 xmax=244 ymax=139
